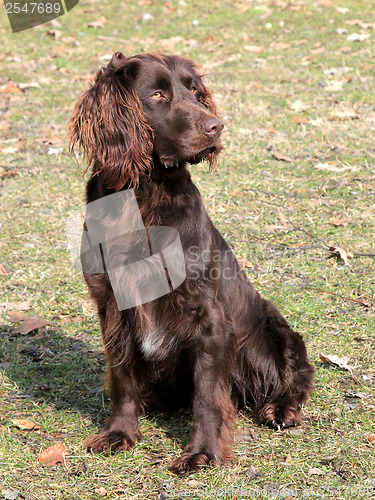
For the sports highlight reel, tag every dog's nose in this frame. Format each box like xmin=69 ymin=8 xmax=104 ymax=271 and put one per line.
xmin=201 ymin=117 xmax=224 ymax=137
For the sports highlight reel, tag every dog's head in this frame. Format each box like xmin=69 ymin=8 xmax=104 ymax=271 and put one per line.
xmin=69 ymin=53 xmax=223 ymax=190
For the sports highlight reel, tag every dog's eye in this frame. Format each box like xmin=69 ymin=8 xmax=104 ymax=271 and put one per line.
xmin=151 ymin=91 xmax=163 ymax=99
xmin=191 ymin=86 xmax=197 ymax=94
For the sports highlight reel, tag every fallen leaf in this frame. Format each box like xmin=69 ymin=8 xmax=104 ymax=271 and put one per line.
xmin=0 ymin=82 xmax=22 ymax=94
xmin=244 ymin=45 xmax=263 ymax=53
xmin=328 ymin=110 xmax=360 ymax=121
xmin=87 ymin=16 xmax=107 ymax=28
xmin=347 ymin=32 xmax=370 ymax=42
xmin=292 ymin=115 xmax=309 ymax=124
xmin=308 ymin=467 xmax=325 ymax=475
xmin=2 ymin=146 xmax=18 ymax=155
xmin=290 ymin=100 xmax=309 ymax=112
xmin=8 ymin=311 xmax=28 ymax=322
xmin=365 ymin=433 xmax=375 ymax=444
xmin=346 ymin=20 xmax=375 ymax=29
xmin=243 ymin=260 xmax=252 ymax=268
xmin=260 ymin=9 xmax=273 ymax=19
xmin=0 ymin=300 xmax=31 ymax=311
xmin=272 ymin=152 xmax=294 ymax=162
xmin=283 ymin=453 xmax=292 ymax=464
xmin=270 ymin=42 xmax=291 ymax=50
xmin=8 ymin=311 xmax=51 ymax=335
xmin=11 ymin=419 xmax=41 ymax=431
xmin=35 ymin=135 xmax=63 ymax=146
xmin=336 ymin=27 xmax=348 ymax=35
xmin=61 ymin=35 xmax=76 ymax=44
xmin=39 ymin=443 xmax=68 ymax=466
xmin=18 ymin=82 xmax=40 ymax=90
xmin=319 ymin=353 xmax=354 ymax=372
xmin=324 ymin=80 xmax=344 ymax=91
xmin=0 ymin=264 xmax=8 ymax=276
xmin=309 ymin=117 xmax=325 ymax=127
xmin=314 ymin=162 xmax=356 ymax=173
xmin=45 ymin=29 xmax=62 ymax=39
xmin=337 ymin=7 xmax=349 ymax=14
xmin=95 ymin=487 xmax=108 ymax=496
xmin=328 ymin=217 xmax=349 ymax=227
xmin=1 ymin=489 xmax=20 ymax=500
xmin=327 ymin=246 xmax=354 ymax=266
xmin=47 ymin=147 xmax=63 ymax=155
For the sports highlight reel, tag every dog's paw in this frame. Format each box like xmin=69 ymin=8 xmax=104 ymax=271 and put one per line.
xmin=168 ymin=452 xmax=217 ymax=474
xmin=258 ymin=403 xmax=302 ymax=429
xmin=86 ymin=429 xmax=140 ymax=455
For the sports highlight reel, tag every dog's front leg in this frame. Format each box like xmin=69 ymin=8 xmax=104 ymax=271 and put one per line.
xmin=86 ymin=358 xmax=142 ymax=455
xmin=169 ymin=335 xmax=235 ymax=474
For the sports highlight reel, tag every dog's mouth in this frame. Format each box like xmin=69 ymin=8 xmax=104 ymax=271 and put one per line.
xmin=159 ymin=146 xmax=218 ymax=169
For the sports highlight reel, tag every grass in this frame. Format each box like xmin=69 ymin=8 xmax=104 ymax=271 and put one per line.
xmin=1 ymin=0 xmax=375 ymax=498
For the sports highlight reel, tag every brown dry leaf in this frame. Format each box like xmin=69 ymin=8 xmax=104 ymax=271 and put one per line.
xmin=278 ymin=210 xmax=288 ymax=225
xmin=35 ymin=135 xmax=63 ymax=146
xmin=327 ymin=246 xmax=354 ymax=266
xmin=347 ymin=32 xmax=370 ymax=42
xmin=0 ymin=82 xmax=22 ymax=94
xmin=14 ymin=318 xmax=51 ymax=335
xmin=284 ymin=453 xmax=292 ymax=464
xmin=0 ymin=169 xmax=18 ymax=181
xmin=229 ymin=189 xmax=240 ymax=196
xmin=0 ymin=264 xmax=8 ymax=276
xmin=337 ymin=7 xmax=349 ymax=14
xmin=2 ymin=146 xmax=18 ymax=155
xmin=46 ymin=29 xmax=62 ymax=39
xmin=38 ymin=443 xmax=68 ymax=466
xmin=308 ymin=467 xmax=325 ymax=476
xmin=0 ymin=300 xmax=31 ymax=311
xmin=243 ymin=260 xmax=252 ymax=268
xmin=272 ymin=152 xmax=294 ymax=162
xmin=270 ymin=42 xmax=291 ymax=50
xmin=18 ymin=82 xmax=39 ymax=90
xmin=324 ymin=80 xmax=344 ymax=92
xmin=95 ymin=488 xmax=108 ymax=496
xmin=314 ymin=162 xmax=356 ymax=173
xmin=319 ymin=353 xmax=354 ymax=372
xmin=329 ymin=217 xmax=349 ymax=227
xmin=11 ymin=419 xmax=41 ymax=431
xmin=8 ymin=311 xmax=51 ymax=335
xmin=8 ymin=311 xmax=29 ymax=322
xmin=290 ymin=100 xmax=309 ymax=112
xmin=292 ymin=115 xmax=309 ymax=124
xmin=244 ymin=45 xmax=263 ymax=53
xmin=365 ymin=433 xmax=375 ymax=444
xmin=60 ymin=35 xmax=76 ymax=44
xmin=346 ymin=19 xmax=375 ymax=29
xmin=87 ymin=16 xmax=107 ymax=28
xmin=328 ymin=217 xmax=349 ymax=227
xmin=328 ymin=109 xmax=360 ymax=121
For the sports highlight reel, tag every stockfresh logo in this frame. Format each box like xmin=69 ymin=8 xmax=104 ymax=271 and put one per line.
xmin=66 ymin=189 xmax=187 ymax=311
xmin=4 ymin=0 xmax=79 ymax=32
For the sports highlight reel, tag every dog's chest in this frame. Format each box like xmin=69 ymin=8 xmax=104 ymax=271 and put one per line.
xmin=139 ymin=325 xmax=179 ymax=361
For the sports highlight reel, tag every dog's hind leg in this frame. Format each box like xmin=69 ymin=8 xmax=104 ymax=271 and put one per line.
xmin=235 ymin=298 xmax=315 ymax=428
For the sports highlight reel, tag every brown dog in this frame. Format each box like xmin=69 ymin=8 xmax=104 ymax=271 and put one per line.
xmin=69 ymin=53 xmax=314 ymax=474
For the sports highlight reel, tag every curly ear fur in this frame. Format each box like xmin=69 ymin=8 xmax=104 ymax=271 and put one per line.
xmin=69 ymin=52 xmax=153 ymax=190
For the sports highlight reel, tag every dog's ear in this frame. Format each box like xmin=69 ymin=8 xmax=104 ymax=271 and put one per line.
xmin=197 ymin=76 xmax=222 ymax=172
xmin=69 ymin=52 xmax=153 ymax=189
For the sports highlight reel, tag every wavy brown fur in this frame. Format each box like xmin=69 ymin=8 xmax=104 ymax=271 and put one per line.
xmin=69 ymin=52 xmax=314 ymax=474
